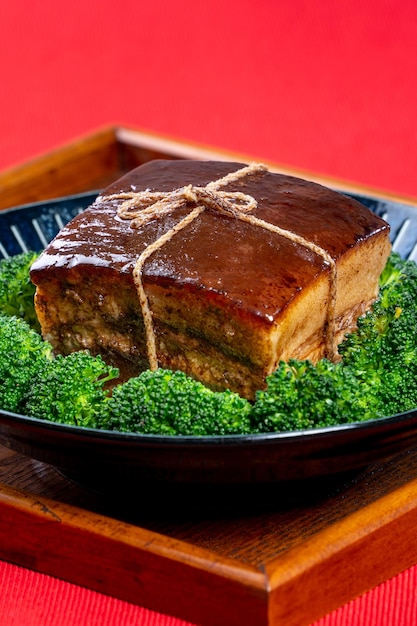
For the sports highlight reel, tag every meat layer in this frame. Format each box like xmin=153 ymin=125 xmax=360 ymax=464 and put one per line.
xmin=30 ymin=160 xmax=391 ymax=398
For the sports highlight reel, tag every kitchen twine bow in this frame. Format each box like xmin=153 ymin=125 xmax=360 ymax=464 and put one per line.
xmin=102 ymin=162 xmax=337 ymax=369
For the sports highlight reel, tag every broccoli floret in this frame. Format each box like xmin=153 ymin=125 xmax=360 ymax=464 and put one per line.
xmin=252 ymin=253 xmax=417 ymax=432
xmin=0 ymin=251 xmax=40 ymax=331
xmin=251 ymin=358 xmax=381 ymax=432
xmin=339 ymin=252 xmax=417 ymax=416
xmin=0 ymin=314 xmax=53 ymax=413
xmin=23 ymin=351 xmax=119 ymax=428
xmin=101 ymin=368 xmax=253 ymax=436
xmin=3 ymin=250 xmax=417 ymax=436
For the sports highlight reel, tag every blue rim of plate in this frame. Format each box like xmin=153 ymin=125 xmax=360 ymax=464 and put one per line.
xmin=1 ymin=188 xmax=417 ymax=446
xmin=1 ymin=189 xmax=417 ymax=489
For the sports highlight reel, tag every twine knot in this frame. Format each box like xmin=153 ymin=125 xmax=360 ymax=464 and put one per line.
xmin=100 ymin=162 xmax=337 ymax=370
xmin=109 ymin=163 xmax=265 ymax=229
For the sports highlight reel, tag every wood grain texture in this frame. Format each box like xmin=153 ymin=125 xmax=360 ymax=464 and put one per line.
xmin=0 ymin=458 xmax=267 ymax=626
xmin=0 ymin=128 xmax=118 ymax=209
xmin=2 ymin=444 xmax=417 ymax=626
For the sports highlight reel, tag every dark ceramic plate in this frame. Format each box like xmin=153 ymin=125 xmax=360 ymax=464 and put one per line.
xmin=1 ymin=190 xmax=417 ymax=502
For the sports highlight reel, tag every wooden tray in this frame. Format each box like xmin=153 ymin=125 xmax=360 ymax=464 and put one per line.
xmin=2 ymin=126 xmax=417 ymax=626
xmin=2 ymin=124 xmax=416 ymax=210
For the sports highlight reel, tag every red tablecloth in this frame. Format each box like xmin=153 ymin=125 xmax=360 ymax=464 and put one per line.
xmin=1 ymin=1 xmax=417 ymax=624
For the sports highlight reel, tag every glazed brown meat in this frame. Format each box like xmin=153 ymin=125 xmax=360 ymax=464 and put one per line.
xmin=30 ymin=160 xmax=391 ymax=399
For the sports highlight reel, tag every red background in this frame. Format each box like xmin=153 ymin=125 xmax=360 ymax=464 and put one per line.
xmin=1 ymin=1 xmax=417 ymax=624
xmin=1 ymin=0 xmax=417 ymax=199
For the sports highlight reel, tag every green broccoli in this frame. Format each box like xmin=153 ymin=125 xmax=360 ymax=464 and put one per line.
xmin=23 ymin=351 xmax=119 ymax=428
xmin=101 ymin=368 xmax=253 ymax=436
xmin=0 ymin=251 xmax=40 ymax=331
xmin=0 ymin=314 xmax=53 ymax=413
xmin=3 ymin=249 xmax=417 ymax=437
xmin=252 ymin=252 xmax=417 ymax=433
xmin=339 ymin=251 xmax=417 ymax=416
xmin=251 ymin=358 xmax=381 ymax=432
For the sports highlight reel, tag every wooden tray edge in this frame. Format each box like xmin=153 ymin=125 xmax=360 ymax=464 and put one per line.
xmin=266 ymin=474 xmax=417 ymax=625
xmin=1 ymin=124 xmax=417 ymax=210
xmin=2 ymin=467 xmax=417 ymax=626
xmin=0 ymin=480 xmax=268 ymax=626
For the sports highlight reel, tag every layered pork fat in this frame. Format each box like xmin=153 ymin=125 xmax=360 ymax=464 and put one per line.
xmin=30 ymin=160 xmax=391 ymax=399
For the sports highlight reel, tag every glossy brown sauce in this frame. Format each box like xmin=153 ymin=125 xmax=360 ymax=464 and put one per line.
xmin=31 ymin=160 xmax=389 ymax=322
